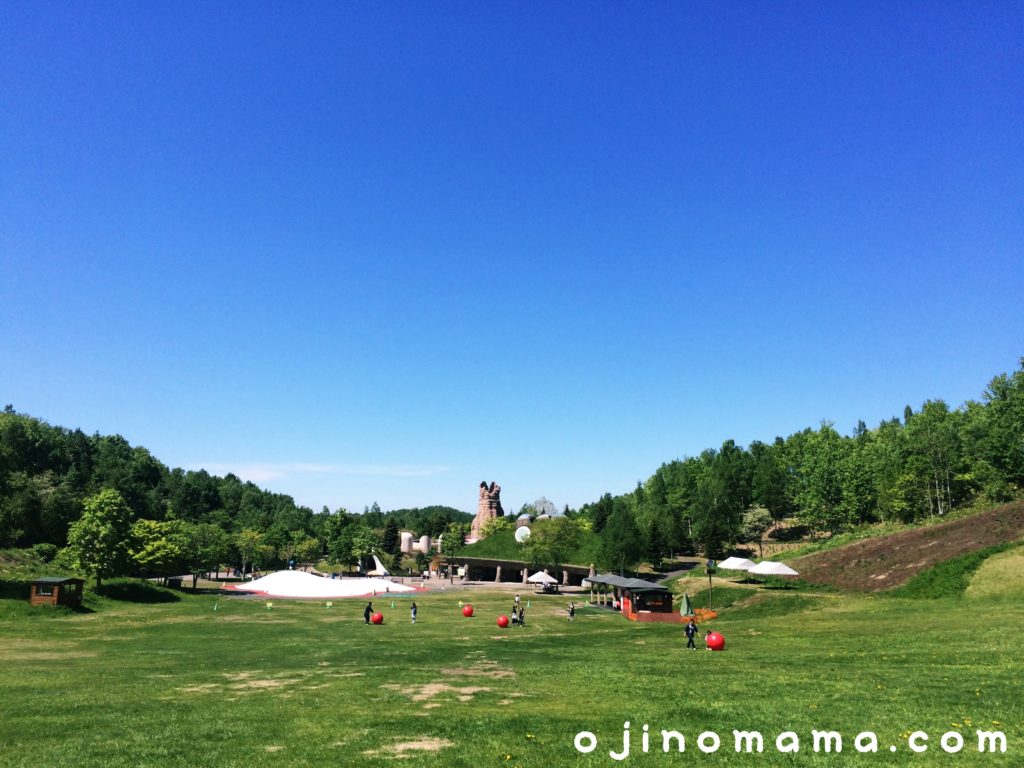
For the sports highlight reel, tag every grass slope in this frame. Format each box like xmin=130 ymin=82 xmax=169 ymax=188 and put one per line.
xmin=887 ymin=542 xmax=1023 ymax=599
xmin=1 ymin=578 xmax=1021 ymax=767
xmin=792 ymin=500 xmax=1024 ymax=591
xmin=461 ymin=525 xmax=601 ymax=565
xmin=966 ymin=544 xmax=1024 ymax=600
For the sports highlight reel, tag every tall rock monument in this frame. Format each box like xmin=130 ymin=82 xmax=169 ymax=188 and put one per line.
xmin=471 ymin=481 xmax=505 ymax=539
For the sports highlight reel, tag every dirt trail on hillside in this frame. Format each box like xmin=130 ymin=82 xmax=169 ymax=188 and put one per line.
xmin=793 ymin=501 xmax=1024 ymax=591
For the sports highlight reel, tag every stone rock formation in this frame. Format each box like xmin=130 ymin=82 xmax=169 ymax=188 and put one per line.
xmin=471 ymin=481 xmax=505 ymax=539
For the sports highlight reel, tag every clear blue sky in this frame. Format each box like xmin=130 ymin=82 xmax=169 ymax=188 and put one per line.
xmin=2 ymin=2 xmax=1022 ymax=515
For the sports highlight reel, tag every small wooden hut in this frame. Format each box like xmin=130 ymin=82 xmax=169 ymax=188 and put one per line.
xmin=29 ymin=577 xmax=84 ymax=608
xmin=586 ymin=574 xmax=681 ymax=624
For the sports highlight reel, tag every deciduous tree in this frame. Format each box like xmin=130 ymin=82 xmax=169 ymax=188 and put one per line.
xmin=67 ymin=488 xmax=133 ymax=588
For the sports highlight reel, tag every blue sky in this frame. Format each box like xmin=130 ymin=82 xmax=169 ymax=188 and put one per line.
xmin=2 ymin=2 xmax=1022 ymax=515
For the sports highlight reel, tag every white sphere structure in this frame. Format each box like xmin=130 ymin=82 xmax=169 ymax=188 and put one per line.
xmin=515 ymin=526 xmax=532 ymax=543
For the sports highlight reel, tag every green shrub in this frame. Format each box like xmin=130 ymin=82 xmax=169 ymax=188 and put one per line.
xmin=31 ymin=543 xmax=59 ymax=563
xmin=52 ymin=546 xmax=79 ymax=571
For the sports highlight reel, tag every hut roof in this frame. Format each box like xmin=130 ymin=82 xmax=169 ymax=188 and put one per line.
xmin=31 ymin=576 xmax=83 ymax=585
xmin=586 ymin=573 xmax=669 ymax=592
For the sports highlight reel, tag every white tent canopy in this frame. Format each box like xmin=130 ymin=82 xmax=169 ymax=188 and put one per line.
xmin=748 ymin=561 xmax=799 ymax=577
xmin=527 ymin=570 xmax=558 ymax=584
xmin=718 ymin=556 xmax=757 ymax=571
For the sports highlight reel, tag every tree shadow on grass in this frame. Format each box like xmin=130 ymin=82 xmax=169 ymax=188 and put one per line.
xmin=96 ymin=579 xmax=180 ymax=603
xmin=185 ymin=586 xmax=229 ymax=596
xmin=62 ymin=603 xmax=96 ymax=614
xmin=0 ymin=578 xmax=30 ymax=600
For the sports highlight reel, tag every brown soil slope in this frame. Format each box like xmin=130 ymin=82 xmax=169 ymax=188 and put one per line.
xmin=793 ymin=500 xmax=1024 ymax=591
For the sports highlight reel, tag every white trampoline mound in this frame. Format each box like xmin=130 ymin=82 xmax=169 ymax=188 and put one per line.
xmin=229 ymin=570 xmax=417 ymax=598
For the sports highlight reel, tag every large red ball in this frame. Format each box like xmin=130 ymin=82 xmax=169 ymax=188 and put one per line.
xmin=371 ymin=612 xmax=384 ymax=625
xmin=497 ymin=614 xmax=509 ymax=628
xmin=705 ymin=631 xmax=725 ymax=651
xmin=462 ymin=604 xmax=474 ymax=617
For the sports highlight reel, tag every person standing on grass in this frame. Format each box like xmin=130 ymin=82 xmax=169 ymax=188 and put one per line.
xmin=410 ymin=602 xmax=417 ymax=624
xmin=568 ymin=602 xmax=575 ymax=622
xmin=684 ymin=618 xmax=701 ymax=650
xmin=364 ymin=601 xmax=373 ymax=625
xmin=518 ymin=605 xmax=525 ymax=626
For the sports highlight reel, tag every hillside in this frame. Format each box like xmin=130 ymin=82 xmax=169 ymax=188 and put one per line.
xmin=793 ymin=500 xmax=1024 ymax=591
xmin=460 ymin=525 xmax=602 ymax=565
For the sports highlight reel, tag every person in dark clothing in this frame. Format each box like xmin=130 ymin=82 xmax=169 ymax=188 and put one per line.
xmin=517 ymin=605 xmax=525 ymax=626
xmin=568 ymin=602 xmax=575 ymax=622
xmin=364 ymin=601 xmax=373 ymax=624
xmin=684 ymin=619 xmax=701 ymax=650
xmin=410 ymin=602 xmax=417 ymax=624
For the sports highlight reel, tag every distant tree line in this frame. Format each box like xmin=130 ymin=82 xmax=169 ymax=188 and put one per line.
xmin=579 ymin=359 xmax=1024 ymax=570
xmin=3 ymin=360 xmax=1021 ymax=582
xmin=0 ymin=406 xmax=470 ymax=585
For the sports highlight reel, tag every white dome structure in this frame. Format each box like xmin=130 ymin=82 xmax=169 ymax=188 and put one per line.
xmin=232 ymin=570 xmax=415 ymax=598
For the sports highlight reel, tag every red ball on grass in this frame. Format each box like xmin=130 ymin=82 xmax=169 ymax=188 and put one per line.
xmin=497 ymin=614 xmax=509 ymax=628
xmin=371 ymin=612 xmax=384 ymax=625
xmin=462 ymin=604 xmax=474 ymax=617
xmin=705 ymin=631 xmax=725 ymax=651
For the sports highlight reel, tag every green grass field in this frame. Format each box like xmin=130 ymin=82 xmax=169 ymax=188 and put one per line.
xmin=460 ymin=525 xmax=603 ymax=564
xmin=1 ymin=570 xmax=1021 ymax=768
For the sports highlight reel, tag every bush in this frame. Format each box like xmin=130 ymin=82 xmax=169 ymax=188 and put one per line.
xmin=31 ymin=543 xmax=59 ymax=563
xmin=480 ymin=516 xmax=515 ymax=538
xmin=51 ymin=547 xmax=79 ymax=571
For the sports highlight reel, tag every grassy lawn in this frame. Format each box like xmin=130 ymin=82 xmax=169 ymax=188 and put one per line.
xmin=966 ymin=545 xmax=1024 ymax=600
xmin=0 ymin=576 xmax=1021 ymax=767
xmin=460 ymin=525 xmax=602 ymax=564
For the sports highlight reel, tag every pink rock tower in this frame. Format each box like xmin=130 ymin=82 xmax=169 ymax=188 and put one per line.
xmin=471 ymin=481 xmax=505 ymax=539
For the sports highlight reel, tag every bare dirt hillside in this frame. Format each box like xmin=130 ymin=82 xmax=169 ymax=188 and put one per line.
xmin=793 ymin=500 xmax=1024 ymax=591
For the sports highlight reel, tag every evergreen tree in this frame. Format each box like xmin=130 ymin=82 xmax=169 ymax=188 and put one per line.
xmin=382 ymin=518 xmax=400 ymax=555
xmin=598 ymin=499 xmax=644 ymax=573
xmin=645 ymin=517 xmax=666 ymax=571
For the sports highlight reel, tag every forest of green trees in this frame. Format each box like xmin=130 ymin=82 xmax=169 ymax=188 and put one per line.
xmin=1 ymin=359 xmax=1021 ymax=583
xmin=0 ymin=411 xmax=469 ymax=584
xmin=579 ymin=359 xmax=1023 ymax=570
